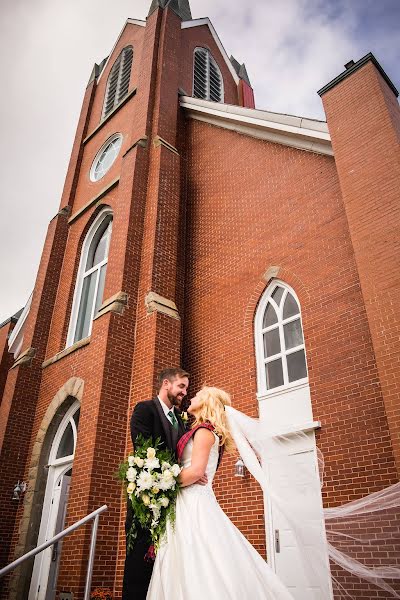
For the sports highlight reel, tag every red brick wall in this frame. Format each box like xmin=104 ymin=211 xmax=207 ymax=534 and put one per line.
xmin=182 ymin=117 xmax=399 ymax=586
xmin=321 ymin=60 xmax=400 ymax=475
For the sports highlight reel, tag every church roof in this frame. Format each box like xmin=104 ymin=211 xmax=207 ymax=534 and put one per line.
xmin=180 ymin=96 xmax=332 ymax=156
xmin=148 ymin=0 xmax=192 ymax=21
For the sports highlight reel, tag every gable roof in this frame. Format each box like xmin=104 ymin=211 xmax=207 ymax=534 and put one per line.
xmin=180 ymin=96 xmax=332 ymax=156
xmin=182 ymin=18 xmax=240 ymax=85
xmin=96 ymin=19 xmax=146 ymax=84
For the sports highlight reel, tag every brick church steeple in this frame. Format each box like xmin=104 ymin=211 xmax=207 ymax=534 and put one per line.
xmin=148 ymin=0 xmax=192 ymax=20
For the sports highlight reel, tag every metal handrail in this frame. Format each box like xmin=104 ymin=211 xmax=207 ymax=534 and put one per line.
xmin=0 ymin=504 xmax=107 ymax=600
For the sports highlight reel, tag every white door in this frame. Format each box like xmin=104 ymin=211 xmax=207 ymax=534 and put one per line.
xmin=264 ymin=435 xmax=333 ymax=600
xmin=29 ymin=403 xmax=80 ymax=600
xmin=45 ymin=473 xmax=71 ymax=600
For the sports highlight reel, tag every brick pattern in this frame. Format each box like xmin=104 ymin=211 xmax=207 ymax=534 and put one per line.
xmin=182 ymin=117 xmax=399 ymax=596
xmin=321 ymin=61 xmax=400 ymax=474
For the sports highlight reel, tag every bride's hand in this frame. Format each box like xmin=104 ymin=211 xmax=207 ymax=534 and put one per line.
xmin=197 ymin=474 xmax=208 ymax=486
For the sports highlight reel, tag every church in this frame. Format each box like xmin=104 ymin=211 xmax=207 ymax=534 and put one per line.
xmin=1 ymin=0 xmax=399 ymax=598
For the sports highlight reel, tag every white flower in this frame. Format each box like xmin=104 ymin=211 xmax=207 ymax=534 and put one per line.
xmin=159 ymin=496 xmax=169 ymax=508
xmin=162 ymin=469 xmax=173 ymax=482
xmin=127 ymin=481 xmax=136 ymax=494
xmin=158 ymin=469 xmax=175 ymax=490
xmin=137 ymin=470 xmax=154 ymax=491
xmin=145 ymin=457 xmax=160 ymax=471
xmin=161 ymin=462 xmax=171 ymax=471
xmin=126 ymin=467 xmax=137 ymax=482
xmin=128 ymin=455 xmax=135 ymax=467
xmin=149 ymin=503 xmax=161 ymax=519
xmin=142 ymin=494 xmax=150 ymax=506
xmin=171 ymin=464 xmax=181 ymax=477
xmin=151 ymin=486 xmax=160 ymax=495
xmin=147 ymin=447 xmax=156 ymax=459
xmin=134 ymin=457 xmax=145 ymax=468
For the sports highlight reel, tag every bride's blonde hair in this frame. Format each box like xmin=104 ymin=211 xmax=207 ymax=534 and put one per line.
xmin=191 ymin=386 xmax=235 ymax=453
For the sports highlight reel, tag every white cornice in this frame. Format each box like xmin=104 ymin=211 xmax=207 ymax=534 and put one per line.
xmin=180 ymin=96 xmax=333 ymax=156
xmin=97 ymin=19 xmax=145 ymax=84
xmin=182 ymin=18 xmax=240 ymax=85
xmin=8 ymin=293 xmax=32 ymax=358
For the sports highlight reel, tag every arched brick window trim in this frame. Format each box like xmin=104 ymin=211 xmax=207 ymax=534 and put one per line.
xmin=9 ymin=378 xmax=83 ymax=600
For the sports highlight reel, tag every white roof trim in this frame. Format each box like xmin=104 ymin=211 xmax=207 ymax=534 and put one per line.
xmin=180 ymin=96 xmax=333 ymax=156
xmin=8 ymin=292 xmax=32 ymax=359
xmin=97 ymin=18 xmax=145 ymax=84
xmin=182 ymin=18 xmax=240 ymax=85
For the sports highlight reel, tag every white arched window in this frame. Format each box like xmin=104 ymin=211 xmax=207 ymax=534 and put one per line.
xmin=193 ymin=47 xmax=224 ymax=103
xmin=67 ymin=209 xmax=112 ymax=346
xmin=255 ymin=281 xmax=308 ymax=395
xmin=102 ymin=46 xmax=133 ymax=119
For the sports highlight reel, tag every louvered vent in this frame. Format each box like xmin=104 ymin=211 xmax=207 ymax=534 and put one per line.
xmin=193 ymin=48 xmax=223 ymax=103
xmin=103 ymin=46 xmax=133 ymax=119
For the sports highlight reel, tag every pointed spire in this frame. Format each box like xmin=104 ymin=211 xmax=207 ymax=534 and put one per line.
xmin=148 ymin=0 xmax=192 ymax=21
xmin=230 ymin=55 xmax=252 ymax=87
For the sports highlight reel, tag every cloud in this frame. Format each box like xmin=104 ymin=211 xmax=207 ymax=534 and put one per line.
xmin=0 ymin=0 xmax=398 ymax=322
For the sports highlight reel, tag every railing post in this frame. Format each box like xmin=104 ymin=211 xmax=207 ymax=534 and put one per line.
xmin=83 ymin=514 xmax=100 ymax=600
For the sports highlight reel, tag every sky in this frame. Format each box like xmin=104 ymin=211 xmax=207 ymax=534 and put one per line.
xmin=0 ymin=0 xmax=399 ymax=323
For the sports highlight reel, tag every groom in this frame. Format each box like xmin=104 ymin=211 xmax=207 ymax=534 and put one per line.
xmin=122 ymin=367 xmax=190 ymax=600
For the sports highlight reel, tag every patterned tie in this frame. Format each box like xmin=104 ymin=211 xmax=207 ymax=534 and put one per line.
xmin=168 ymin=410 xmax=178 ymax=430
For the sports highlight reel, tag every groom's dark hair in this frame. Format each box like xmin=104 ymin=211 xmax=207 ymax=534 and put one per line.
xmin=158 ymin=367 xmax=190 ymax=387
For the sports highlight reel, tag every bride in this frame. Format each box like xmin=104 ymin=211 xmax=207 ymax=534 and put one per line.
xmin=147 ymin=386 xmax=294 ymax=600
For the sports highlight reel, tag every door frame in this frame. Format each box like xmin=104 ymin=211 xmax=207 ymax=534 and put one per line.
xmin=28 ymin=401 xmax=79 ymax=600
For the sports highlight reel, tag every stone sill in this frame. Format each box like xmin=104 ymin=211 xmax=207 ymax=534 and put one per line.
xmin=42 ymin=337 xmax=90 ymax=369
xmin=68 ymin=178 xmax=119 ymax=224
xmin=83 ymin=88 xmax=137 ymax=145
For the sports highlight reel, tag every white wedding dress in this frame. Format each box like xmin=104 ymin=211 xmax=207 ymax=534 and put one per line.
xmin=147 ymin=431 xmax=294 ymax=600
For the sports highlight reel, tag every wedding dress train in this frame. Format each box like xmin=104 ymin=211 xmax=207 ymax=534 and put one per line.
xmin=147 ymin=431 xmax=294 ymax=600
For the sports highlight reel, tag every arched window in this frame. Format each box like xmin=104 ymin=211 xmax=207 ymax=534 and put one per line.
xmin=255 ymin=281 xmax=308 ymax=395
xmin=102 ymin=46 xmax=133 ymax=119
xmin=193 ymin=47 xmax=224 ymax=103
xmin=67 ymin=209 xmax=113 ymax=346
xmin=50 ymin=402 xmax=80 ymax=464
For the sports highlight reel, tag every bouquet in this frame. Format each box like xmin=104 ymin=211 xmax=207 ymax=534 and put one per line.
xmin=119 ymin=434 xmax=181 ymax=555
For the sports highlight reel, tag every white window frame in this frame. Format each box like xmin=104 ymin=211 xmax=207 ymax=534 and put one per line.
xmin=66 ymin=208 xmax=113 ymax=348
xmin=89 ymin=133 xmax=122 ymax=182
xmin=49 ymin=401 xmax=80 ymax=467
xmin=255 ymin=280 xmax=308 ymax=397
xmin=193 ymin=47 xmax=224 ymax=103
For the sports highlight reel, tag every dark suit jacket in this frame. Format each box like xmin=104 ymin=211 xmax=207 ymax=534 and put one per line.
xmin=130 ymin=397 xmax=186 ymax=454
xmin=122 ymin=398 xmax=186 ymax=600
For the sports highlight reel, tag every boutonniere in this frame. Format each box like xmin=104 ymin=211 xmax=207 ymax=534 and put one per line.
xmin=181 ymin=411 xmax=189 ymax=424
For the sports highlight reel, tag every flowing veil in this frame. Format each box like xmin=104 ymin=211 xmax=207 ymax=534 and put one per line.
xmin=225 ymin=406 xmax=400 ymax=599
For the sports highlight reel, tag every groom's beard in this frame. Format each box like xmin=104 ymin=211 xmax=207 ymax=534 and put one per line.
xmin=167 ymin=392 xmax=185 ymax=407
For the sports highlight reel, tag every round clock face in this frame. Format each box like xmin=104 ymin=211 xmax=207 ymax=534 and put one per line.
xmin=90 ymin=134 xmax=122 ymax=181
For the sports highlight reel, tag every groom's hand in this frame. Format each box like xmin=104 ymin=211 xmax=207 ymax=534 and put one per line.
xmin=197 ymin=474 xmax=208 ymax=486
